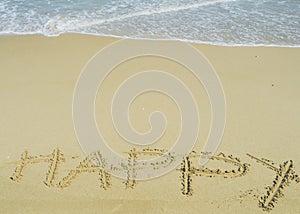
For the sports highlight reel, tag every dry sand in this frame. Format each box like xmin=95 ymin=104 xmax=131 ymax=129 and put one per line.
xmin=0 ymin=34 xmax=300 ymax=213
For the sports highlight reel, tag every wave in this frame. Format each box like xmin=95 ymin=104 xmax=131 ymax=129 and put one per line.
xmin=46 ymin=0 xmax=239 ymax=32
xmin=0 ymin=0 xmax=299 ymax=47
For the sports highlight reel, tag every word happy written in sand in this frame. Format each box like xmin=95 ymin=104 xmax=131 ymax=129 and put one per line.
xmin=5 ymin=148 xmax=300 ymax=212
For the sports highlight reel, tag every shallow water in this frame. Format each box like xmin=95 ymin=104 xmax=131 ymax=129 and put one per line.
xmin=1 ymin=0 xmax=299 ymax=46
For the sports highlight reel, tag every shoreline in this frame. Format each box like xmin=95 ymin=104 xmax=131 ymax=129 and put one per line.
xmin=1 ymin=33 xmax=300 ymax=48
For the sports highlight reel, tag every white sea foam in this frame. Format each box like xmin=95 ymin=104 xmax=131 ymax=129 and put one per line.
xmin=0 ymin=0 xmax=299 ymax=47
xmin=54 ymin=0 xmax=239 ymax=31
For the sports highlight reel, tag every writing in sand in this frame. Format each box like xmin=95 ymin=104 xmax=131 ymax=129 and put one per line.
xmin=4 ymin=148 xmax=300 ymax=212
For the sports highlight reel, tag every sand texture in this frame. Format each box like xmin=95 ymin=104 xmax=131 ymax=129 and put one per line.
xmin=0 ymin=34 xmax=300 ymax=213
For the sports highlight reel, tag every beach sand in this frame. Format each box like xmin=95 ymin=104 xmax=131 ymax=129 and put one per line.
xmin=0 ymin=34 xmax=299 ymax=213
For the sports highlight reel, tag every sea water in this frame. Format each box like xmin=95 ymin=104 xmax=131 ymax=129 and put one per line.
xmin=0 ymin=0 xmax=299 ymax=46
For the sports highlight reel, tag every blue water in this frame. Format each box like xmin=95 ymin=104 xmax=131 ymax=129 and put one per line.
xmin=0 ymin=0 xmax=299 ymax=46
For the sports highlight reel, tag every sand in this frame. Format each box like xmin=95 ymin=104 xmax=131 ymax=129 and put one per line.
xmin=0 ymin=34 xmax=300 ymax=213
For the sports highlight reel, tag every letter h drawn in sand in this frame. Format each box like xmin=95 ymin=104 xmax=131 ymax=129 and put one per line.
xmin=10 ymin=148 xmax=65 ymax=187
